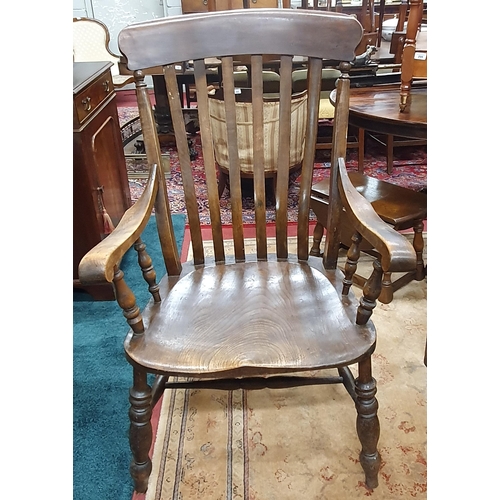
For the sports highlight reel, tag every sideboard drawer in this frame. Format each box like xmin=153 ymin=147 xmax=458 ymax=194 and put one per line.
xmin=74 ymin=67 xmax=114 ymax=127
xmin=247 ymin=0 xmax=280 ymax=7
xmin=181 ymin=0 xmax=210 ymax=13
xmin=181 ymin=0 xmax=282 ymax=13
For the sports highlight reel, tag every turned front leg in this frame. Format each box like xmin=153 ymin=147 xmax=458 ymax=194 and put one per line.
xmin=413 ymin=219 xmax=426 ymax=281
xmin=378 ymin=271 xmax=394 ymax=304
xmin=129 ymin=367 xmax=153 ymax=493
xmin=355 ymin=356 xmax=381 ymax=489
xmin=356 ymin=260 xmax=382 ymax=325
xmin=134 ymin=237 xmax=161 ymax=302
xmin=343 ymin=231 xmax=361 ymax=296
xmin=310 ymin=222 xmax=325 ymax=257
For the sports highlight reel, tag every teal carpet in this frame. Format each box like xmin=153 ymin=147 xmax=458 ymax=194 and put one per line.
xmin=73 ymin=214 xmax=186 ymax=500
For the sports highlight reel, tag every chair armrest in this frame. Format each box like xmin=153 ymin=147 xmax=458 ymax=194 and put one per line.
xmin=78 ymin=164 xmax=159 ymax=285
xmin=337 ymin=157 xmax=416 ymax=273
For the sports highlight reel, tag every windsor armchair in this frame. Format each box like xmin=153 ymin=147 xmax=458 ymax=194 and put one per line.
xmin=78 ymin=9 xmax=416 ymax=494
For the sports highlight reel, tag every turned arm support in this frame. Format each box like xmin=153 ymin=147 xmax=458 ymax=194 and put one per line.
xmin=78 ymin=163 xmax=159 ymax=285
xmin=337 ymin=157 xmax=416 ymax=274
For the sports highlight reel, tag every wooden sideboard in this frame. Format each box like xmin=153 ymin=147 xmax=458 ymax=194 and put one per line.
xmin=181 ymin=0 xmax=290 ymax=13
xmin=73 ymin=61 xmax=131 ymax=300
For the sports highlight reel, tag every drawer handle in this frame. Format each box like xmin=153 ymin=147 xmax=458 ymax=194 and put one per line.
xmin=81 ymin=97 xmax=92 ymax=112
xmin=203 ymin=0 xmax=207 ymax=4
xmin=102 ymin=80 xmax=110 ymax=93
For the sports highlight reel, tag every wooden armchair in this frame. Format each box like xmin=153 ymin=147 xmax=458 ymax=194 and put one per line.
xmin=310 ymin=173 xmax=426 ymax=303
xmin=78 ymin=9 xmax=416 ymax=494
xmin=73 ymin=17 xmax=134 ymax=89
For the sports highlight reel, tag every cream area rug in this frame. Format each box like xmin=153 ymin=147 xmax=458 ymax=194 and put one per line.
xmin=145 ymin=235 xmax=427 ymax=500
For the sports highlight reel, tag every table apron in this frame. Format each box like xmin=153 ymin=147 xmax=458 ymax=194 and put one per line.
xmin=348 ymin=113 xmax=427 ymax=140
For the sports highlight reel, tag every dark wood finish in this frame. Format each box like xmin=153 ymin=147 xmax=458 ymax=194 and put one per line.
xmin=310 ymin=172 xmax=426 ymax=303
xmin=79 ymin=10 xmax=417 ymax=493
xmin=349 ymin=84 xmax=426 ymax=136
xmin=73 ymin=61 xmax=131 ymax=300
xmin=346 ymin=83 xmax=426 ymax=173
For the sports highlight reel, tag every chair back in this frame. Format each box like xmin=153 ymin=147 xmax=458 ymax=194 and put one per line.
xmin=116 ymin=9 xmax=362 ymax=272
xmin=73 ymin=17 xmax=121 ymax=76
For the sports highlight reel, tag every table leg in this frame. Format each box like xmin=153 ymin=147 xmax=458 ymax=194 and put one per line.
xmin=386 ymin=134 xmax=394 ymax=173
xmin=357 ymin=127 xmax=365 ymax=173
xmin=152 ymin=74 xmax=174 ymax=135
xmin=377 ymin=0 xmax=386 ymax=47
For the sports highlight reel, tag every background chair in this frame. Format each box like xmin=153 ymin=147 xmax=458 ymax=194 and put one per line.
xmin=78 ymin=9 xmax=416 ymax=495
xmin=73 ymin=17 xmax=134 ymax=89
xmin=208 ymin=87 xmax=308 ymax=199
xmin=310 ymin=173 xmax=426 ymax=304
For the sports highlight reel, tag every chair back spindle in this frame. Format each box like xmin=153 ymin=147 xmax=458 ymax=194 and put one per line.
xmin=323 ymin=62 xmax=351 ymax=269
xmin=118 ymin=10 xmax=363 ymax=270
xmin=250 ymin=55 xmax=268 ymax=260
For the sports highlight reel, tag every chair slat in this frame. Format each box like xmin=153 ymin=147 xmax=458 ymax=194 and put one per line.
xmin=221 ymin=56 xmax=245 ymax=262
xmin=250 ymin=55 xmax=267 ymax=260
xmin=134 ymin=72 xmax=182 ymax=275
xmin=194 ymin=59 xmax=225 ymax=263
xmin=164 ymin=65 xmax=204 ymax=265
xmin=275 ymin=55 xmax=293 ymax=260
xmin=297 ymin=57 xmax=322 ymax=261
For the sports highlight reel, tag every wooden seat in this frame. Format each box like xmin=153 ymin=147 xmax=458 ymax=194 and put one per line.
xmin=73 ymin=17 xmax=134 ymax=89
xmin=78 ymin=9 xmax=416 ymax=495
xmin=310 ymin=173 xmax=426 ymax=303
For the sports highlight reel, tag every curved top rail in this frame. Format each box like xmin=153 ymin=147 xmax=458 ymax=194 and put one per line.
xmin=118 ymin=9 xmax=363 ymax=70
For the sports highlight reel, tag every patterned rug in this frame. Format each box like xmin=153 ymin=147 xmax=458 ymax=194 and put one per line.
xmin=118 ymin=107 xmax=427 ymax=226
xmin=142 ymin=235 xmax=427 ymax=500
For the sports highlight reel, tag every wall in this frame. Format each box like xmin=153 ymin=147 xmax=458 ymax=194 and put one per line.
xmin=74 ymin=0 xmax=302 ymax=53
xmin=72 ymin=0 xmax=181 ymax=54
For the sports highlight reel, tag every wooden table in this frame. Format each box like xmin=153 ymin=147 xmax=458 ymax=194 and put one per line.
xmin=344 ymin=83 xmax=426 ymax=173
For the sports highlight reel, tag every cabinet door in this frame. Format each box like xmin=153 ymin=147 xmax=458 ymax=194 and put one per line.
xmin=73 ymin=95 xmax=131 ymax=280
